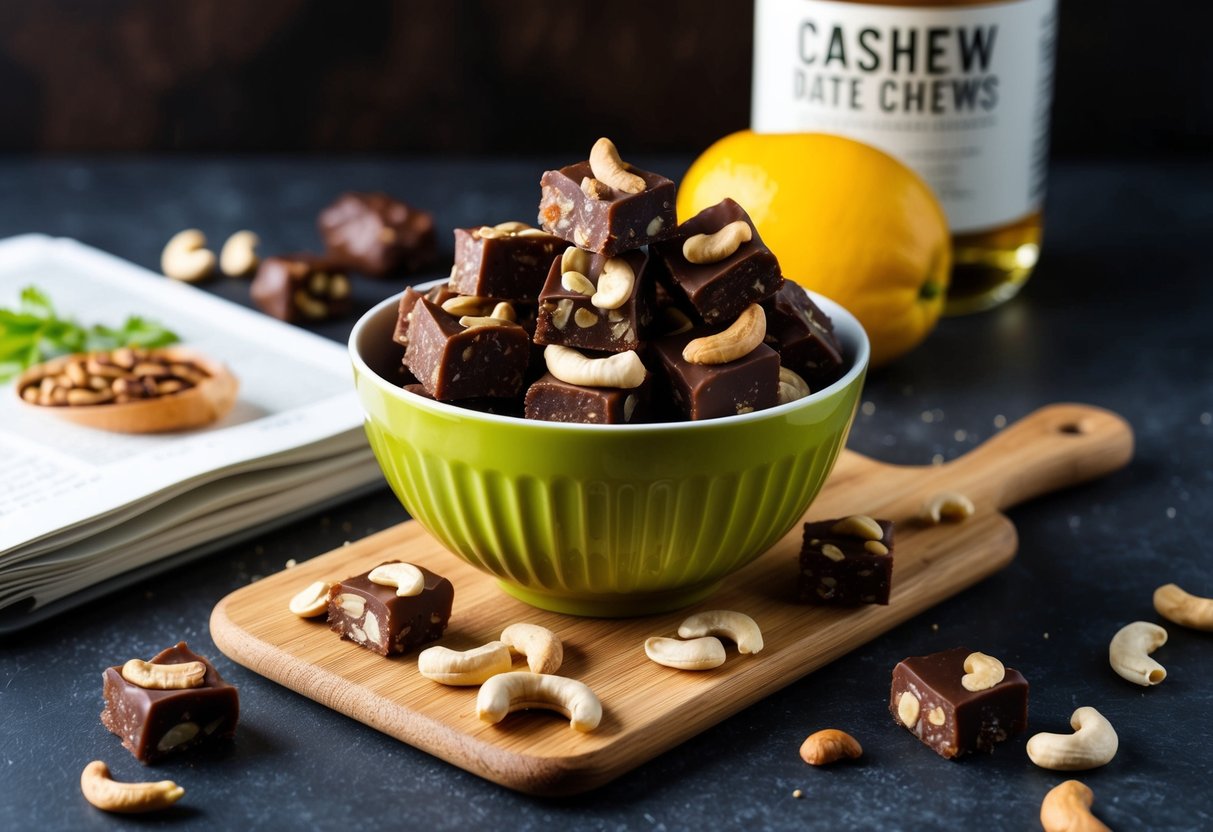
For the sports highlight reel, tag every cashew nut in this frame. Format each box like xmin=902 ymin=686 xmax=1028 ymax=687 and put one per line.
xmin=682 ymin=220 xmax=753 ymax=265
xmin=219 ymin=230 xmax=259 ymax=277
xmin=799 ymin=729 xmax=863 ymax=766
xmin=777 ymin=367 xmax=811 ymax=404
xmin=561 ymin=246 xmax=591 ymax=276
xmin=161 ymin=229 xmax=215 ymax=283
xmin=80 ymin=761 xmax=184 ymax=814
xmin=441 ymin=295 xmax=494 ymax=317
xmin=459 ymin=315 xmax=520 ymax=330
xmin=476 ymin=671 xmax=602 ymax=731
xmin=829 ymin=515 xmax=884 ymax=541
xmin=580 ymin=176 xmax=608 ymax=200
xmin=368 ymin=562 xmax=425 ymax=597
xmin=418 ymin=641 xmax=512 ymax=686
xmin=588 ymin=137 xmax=645 ymax=194
xmin=682 ymin=304 xmax=766 ymax=365
xmin=1026 ymin=707 xmax=1119 ymax=770
xmin=961 ymin=651 xmax=1006 ymax=692
xmin=120 ymin=659 xmax=206 ymax=690
xmin=1154 ymin=583 xmax=1213 ymax=631
xmin=288 ymin=580 xmax=331 ymax=618
xmin=493 ymin=221 xmax=531 ymax=234
xmin=677 ymin=610 xmax=763 ymax=655
xmin=500 ymin=623 xmax=563 ymax=674
xmin=590 ymin=257 xmax=635 ymax=310
xmin=896 ymin=691 xmax=920 ymax=728
xmin=561 ymin=270 xmax=596 ymax=295
xmin=644 ymin=636 xmax=726 ymax=670
xmin=544 ymin=345 xmax=646 ymax=389
xmin=1108 ymin=621 xmax=1167 ymax=686
xmin=919 ymin=491 xmax=976 ymax=524
xmin=490 ymin=301 xmax=517 ymax=322
xmin=1040 ymin=780 xmax=1110 ymax=832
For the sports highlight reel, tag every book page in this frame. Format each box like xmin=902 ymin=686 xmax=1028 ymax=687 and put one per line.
xmin=0 ymin=235 xmax=372 ymax=553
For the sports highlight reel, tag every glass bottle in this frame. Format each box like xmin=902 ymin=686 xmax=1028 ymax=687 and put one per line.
xmin=752 ymin=0 xmax=1058 ymax=314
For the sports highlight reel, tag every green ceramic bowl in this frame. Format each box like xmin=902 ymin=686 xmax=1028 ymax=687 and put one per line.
xmin=349 ymin=286 xmax=868 ymax=617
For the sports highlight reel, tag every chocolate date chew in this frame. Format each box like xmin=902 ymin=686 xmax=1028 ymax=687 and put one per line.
xmin=890 ymin=647 xmax=1028 ymax=758
xmin=653 ymin=198 xmax=783 ymax=325
xmin=251 ymin=254 xmax=351 ymax=323
xmin=538 ymin=144 xmax=677 ymax=257
xmin=327 ymin=561 xmax=453 ymax=656
xmin=318 ymin=192 xmax=436 ymax=277
xmin=652 ymin=329 xmax=780 ymax=421
xmin=404 ymin=299 xmax=530 ymax=401
xmin=524 ymin=372 xmax=651 ymax=424
xmin=534 ymin=248 xmax=650 ymax=353
xmin=798 ymin=516 xmax=894 ymax=605
xmin=763 ymin=282 xmax=845 ymax=391
xmin=453 ymin=224 xmax=564 ymax=303
xmin=100 ymin=642 xmax=239 ymax=764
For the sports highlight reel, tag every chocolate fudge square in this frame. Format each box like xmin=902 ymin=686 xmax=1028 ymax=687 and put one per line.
xmin=100 ymin=642 xmax=239 ymax=764
xmin=533 ymin=248 xmax=650 ymax=353
xmin=890 ymin=647 xmax=1029 ymax=758
xmin=538 ymin=161 xmax=676 ymax=257
xmin=404 ymin=299 xmax=530 ymax=401
xmin=251 ymin=254 xmax=351 ymax=323
xmin=318 ymin=192 xmax=436 ymax=277
xmin=653 ymin=198 xmax=784 ymax=325
xmin=524 ymin=371 xmax=651 ymax=424
xmin=327 ymin=561 xmax=453 ymax=656
xmin=798 ymin=516 xmax=894 ymax=605
xmin=393 ymin=283 xmax=460 ymax=348
xmin=652 ymin=330 xmax=780 ymax=421
xmin=763 ymin=282 xmax=845 ymax=391
xmin=452 ymin=224 xmax=565 ymax=303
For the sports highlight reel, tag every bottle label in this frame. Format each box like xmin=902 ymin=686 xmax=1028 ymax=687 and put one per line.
xmin=752 ymin=0 xmax=1056 ymax=234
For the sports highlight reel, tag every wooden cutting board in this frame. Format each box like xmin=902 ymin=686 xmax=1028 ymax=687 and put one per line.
xmin=210 ymin=403 xmax=1132 ymax=796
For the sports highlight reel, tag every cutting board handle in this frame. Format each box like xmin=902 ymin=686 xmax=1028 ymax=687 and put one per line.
xmin=941 ymin=403 xmax=1134 ymax=512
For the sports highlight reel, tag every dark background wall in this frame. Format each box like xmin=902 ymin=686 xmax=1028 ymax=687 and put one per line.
xmin=0 ymin=0 xmax=1208 ymax=157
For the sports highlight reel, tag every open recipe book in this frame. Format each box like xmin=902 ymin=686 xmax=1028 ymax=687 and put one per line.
xmin=0 ymin=235 xmax=385 ymax=632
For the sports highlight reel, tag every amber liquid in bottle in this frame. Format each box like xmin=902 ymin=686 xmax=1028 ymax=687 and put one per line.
xmin=752 ymin=0 xmax=1057 ymax=315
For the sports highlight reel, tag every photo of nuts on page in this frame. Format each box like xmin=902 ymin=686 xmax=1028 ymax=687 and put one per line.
xmin=14 ymin=346 xmax=238 ymax=433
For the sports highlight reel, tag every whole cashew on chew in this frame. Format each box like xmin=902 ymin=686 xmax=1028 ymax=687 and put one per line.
xmin=1026 ymin=707 xmax=1118 ymax=771
xmin=476 ymin=671 xmax=602 ymax=732
xmin=1040 ymin=780 xmax=1110 ymax=832
xmin=80 ymin=760 xmax=184 ymax=813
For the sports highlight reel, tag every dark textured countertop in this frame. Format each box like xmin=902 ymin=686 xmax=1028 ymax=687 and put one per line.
xmin=1 ymin=157 xmax=1210 ymax=831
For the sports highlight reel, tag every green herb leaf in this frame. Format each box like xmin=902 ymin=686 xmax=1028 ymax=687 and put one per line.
xmin=0 ymin=286 xmax=180 ymax=383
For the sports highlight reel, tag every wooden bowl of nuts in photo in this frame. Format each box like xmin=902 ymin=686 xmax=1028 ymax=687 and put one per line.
xmin=15 ymin=346 xmax=239 ymax=433
xmin=349 ymin=285 xmax=869 ymax=617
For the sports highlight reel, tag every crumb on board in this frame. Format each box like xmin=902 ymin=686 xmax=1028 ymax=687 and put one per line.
xmin=792 ymin=789 xmax=804 ymax=799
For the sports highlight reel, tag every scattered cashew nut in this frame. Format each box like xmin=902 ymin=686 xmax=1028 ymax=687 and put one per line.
xmin=368 ymin=562 xmax=425 ymax=597
xmin=1108 ymin=621 xmax=1167 ymax=686
xmin=219 ymin=230 xmax=259 ymax=277
xmin=644 ymin=636 xmax=726 ymax=670
xmin=80 ymin=760 xmax=184 ymax=813
xmin=1153 ymin=583 xmax=1213 ymax=631
xmin=589 ymin=137 xmax=645 ymax=194
xmin=777 ymin=367 xmax=811 ymax=404
xmin=418 ymin=641 xmax=512 ymax=686
xmin=288 ymin=580 xmax=331 ymax=618
xmin=919 ymin=491 xmax=976 ymax=524
xmin=120 ymin=659 xmax=206 ymax=690
xmin=682 ymin=220 xmax=752 ymax=265
xmin=544 ymin=345 xmax=646 ymax=389
xmin=677 ymin=610 xmax=763 ymax=655
xmin=799 ymin=729 xmax=863 ymax=766
xmin=161 ymin=229 xmax=216 ymax=283
xmin=1026 ymin=707 xmax=1119 ymax=770
xmin=590 ymin=257 xmax=635 ymax=310
xmin=1040 ymin=780 xmax=1110 ymax=832
xmin=500 ymin=623 xmax=563 ymax=674
xmin=561 ymin=270 xmax=596 ymax=295
xmin=961 ymin=651 xmax=1006 ymax=692
xmin=476 ymin=671 xmax=602 ymax=732
xmin=682 ymin=304 xmax=766 ymax=365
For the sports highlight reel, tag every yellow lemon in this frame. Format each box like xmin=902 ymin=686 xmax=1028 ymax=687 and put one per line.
xmin=678 ymin=131 xmax=950 ymax=367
